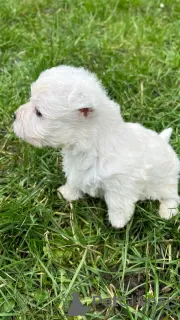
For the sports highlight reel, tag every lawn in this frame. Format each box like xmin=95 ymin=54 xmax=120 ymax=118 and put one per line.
xmin=0 ymin=0 xmax=180 ymax=319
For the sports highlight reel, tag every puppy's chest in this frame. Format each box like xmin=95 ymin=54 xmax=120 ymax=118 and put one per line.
xmin=62 ymin=150 xmax=103 ymax=197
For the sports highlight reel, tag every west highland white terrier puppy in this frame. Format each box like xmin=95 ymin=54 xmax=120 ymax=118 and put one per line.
xmin=13 ymin=66 xmax=180 ymax=228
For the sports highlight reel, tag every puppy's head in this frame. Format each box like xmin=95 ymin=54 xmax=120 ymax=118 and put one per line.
xmin=13 ymin=65 xmax=119 ymax=148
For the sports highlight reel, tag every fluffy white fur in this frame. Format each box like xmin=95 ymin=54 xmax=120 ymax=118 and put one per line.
xmin=13 ymin=65 xmax=180 ymax=228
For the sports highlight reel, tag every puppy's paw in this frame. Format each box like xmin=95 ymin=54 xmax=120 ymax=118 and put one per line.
xmin=57 ymin=184 xmax=82 ymax=201
xmin=108 ymin=215 xmax=128 ymax=229
xmin=159 ymin=199 xmax=179 ymax=219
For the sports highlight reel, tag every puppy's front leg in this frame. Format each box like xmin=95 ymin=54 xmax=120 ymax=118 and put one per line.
xmin=57 ymin=183 xmax=83 ymax=201
xmin=105 ymin=191 xmax=136 ymax=228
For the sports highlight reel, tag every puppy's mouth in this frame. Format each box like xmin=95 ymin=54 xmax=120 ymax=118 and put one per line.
xmin=13 ymin=121 xmax=43 ymax=148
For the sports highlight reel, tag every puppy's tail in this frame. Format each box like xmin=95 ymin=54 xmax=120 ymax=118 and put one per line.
xmin=159 ymin=128 xmax=173 ymax=143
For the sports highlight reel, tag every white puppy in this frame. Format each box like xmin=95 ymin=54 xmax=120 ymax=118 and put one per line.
xmin=13 ymin=65 xmax=180 ymax=228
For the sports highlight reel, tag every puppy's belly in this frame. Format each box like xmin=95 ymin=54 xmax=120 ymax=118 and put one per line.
xmin=81 ymin=183 xmax=104 ymax=198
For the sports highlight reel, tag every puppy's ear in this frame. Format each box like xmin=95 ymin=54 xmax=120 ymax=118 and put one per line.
xmin=68 ymin=83 xmax=94 ymax=117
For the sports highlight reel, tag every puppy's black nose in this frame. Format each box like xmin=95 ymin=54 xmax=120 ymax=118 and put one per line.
xmin=14 ymin=113 xmax=16 ymax=121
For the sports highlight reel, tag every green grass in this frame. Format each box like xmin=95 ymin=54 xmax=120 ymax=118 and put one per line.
xmin=0 ymin=0 xmax=180 ymax=319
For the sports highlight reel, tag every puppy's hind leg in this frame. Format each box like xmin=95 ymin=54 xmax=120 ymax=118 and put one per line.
xmin=159 ymin=183 xmax=180 ymax=219
xmin=104 ymin=191 xmax=136 ymax=228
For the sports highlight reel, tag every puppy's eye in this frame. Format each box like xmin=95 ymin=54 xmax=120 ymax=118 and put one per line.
xmin=35 ymin=108 xmax=42 ymax=117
